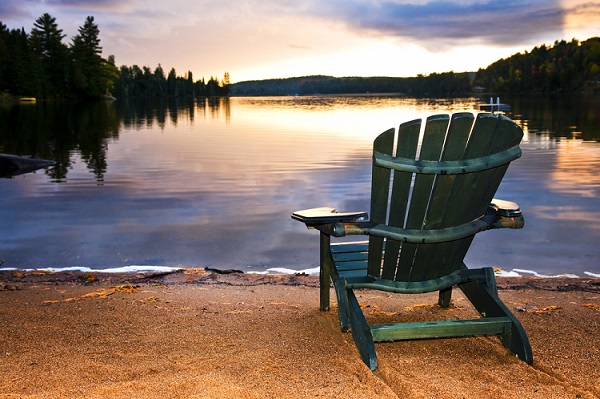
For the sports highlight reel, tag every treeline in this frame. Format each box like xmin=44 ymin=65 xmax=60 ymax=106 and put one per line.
xmin=474 ymin=37 xmax=600 ymax=94
xmin=0 ymin=14 xmax=117 ymax=99
xmin=0 ymin=14 xmax=229 ymax=99
xmin=231 ymin=37 xmax=600 ymax=96
xmin=113 ymin=67 xmax=229 ymax=98
xmin=230 ymin=72 xmax=472 ymax=97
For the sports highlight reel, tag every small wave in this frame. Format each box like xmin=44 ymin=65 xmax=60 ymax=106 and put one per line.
xmin=2 ymin=265 xmax=597 ymax=278
xmin=512 ymin=268 xmax=580 ymax=278
xmin=249 ymin=267 xmax=320 ymax=275
xmin=494 ymin=269 xmax=522 ymax=277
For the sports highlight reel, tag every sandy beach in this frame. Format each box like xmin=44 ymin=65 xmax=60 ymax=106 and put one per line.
xmin=1 ymin=269 xmax=598 ymax=399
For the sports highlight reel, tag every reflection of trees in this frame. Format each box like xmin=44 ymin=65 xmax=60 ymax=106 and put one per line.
xmin=1 ymin=97 xmax=235 ymax=182
xmin=1 ymin=95 xmax=596 ymax=184
xmin=118 ymin=98 xmax=176 ymax=129
xmin=0 ymin=96 xmax=233 ymax=181
xmin=205 ymin=97 xmax=230 ymax=123
xmin=508 ymin=94 xmax=600 ymax=142
xmin=0 ymin=101 xmax=119 ymax=181
xmin=117 ymin=97 xmax=230 ymax=129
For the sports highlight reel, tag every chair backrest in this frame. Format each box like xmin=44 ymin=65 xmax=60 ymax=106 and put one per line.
xmin=366 ymin=112 xmax=523 ymax=282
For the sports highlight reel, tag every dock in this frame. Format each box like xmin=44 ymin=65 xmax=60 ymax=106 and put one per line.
xmin=479 ymin=97 xmax=510 ymax=112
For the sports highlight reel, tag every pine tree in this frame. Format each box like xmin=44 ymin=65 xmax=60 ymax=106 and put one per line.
xmin=70 ymin=16 xmax=105 ymax=98
xmin=0 ymin=26 xmax=43 ymax=96
xmin=29 ymin=13 xmax=69 ymax=96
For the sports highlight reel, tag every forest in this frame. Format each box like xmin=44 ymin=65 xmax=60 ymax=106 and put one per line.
xmin=474 ymin=37 xmax=600 ymax=94
xmin=1 ymin=13 xmax=598 ymax=99
xmin=0 ymin=13 xmax=230 ymax=100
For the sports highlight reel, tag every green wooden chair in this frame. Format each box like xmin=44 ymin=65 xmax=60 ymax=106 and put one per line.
xmin=292 ymin=112 xmax=532 ymax=371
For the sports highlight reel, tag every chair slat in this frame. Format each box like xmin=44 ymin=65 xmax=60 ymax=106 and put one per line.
xmin=411 ymin=113 xmax=474 ymax=279
xmin=395 ymin=115 xmax=449 ymax=281
xmin=331 ymin=242 xmax=369 ymax=256
xmin=381 ymin=119 xmax=421 ymax=279
xmin=444 ymin=114 xmax=521 ymax=276
xmin=368 ymin=129 xmax=395 ymax=277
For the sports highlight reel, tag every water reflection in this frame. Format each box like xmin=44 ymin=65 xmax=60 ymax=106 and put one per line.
xmin=0 ymin=95 xmax=598 ymax=275
xmin=509 ymin=94 xmax=600 ymax=141
xmin=551 ymin=140 xmax=600 ymax=198
xmin=0 ymin=98 xmax=233 ymax=182
xmin=117 ymin=97 xmax=231 ymax=130
xmin=0 ymin=101 xmax=119 ymax=181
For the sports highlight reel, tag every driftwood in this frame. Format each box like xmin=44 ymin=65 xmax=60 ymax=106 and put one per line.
xmin=0 ymin=153 xmax=55 ymax=177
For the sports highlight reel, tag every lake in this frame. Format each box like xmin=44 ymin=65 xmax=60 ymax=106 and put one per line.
xmin=1 ymin=95 xmax=599 ymax=277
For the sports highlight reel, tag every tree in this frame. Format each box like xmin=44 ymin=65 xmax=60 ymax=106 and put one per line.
xmin=29 ymin=13 xmax=69 ymax=96
xmin=153 ymin=64 xmax=166 ymax=96
xmin=0 ymin=26 xmax=43 ymax=96
xmin=186 ymin=71 xmax=194 ymax=96
xmin=207 ymin=76 xmax=219 ymax=96
xmin=103 ymin=55 xmax=120 ymax=96
xmin=167 ymin=68 xmax=177 ymax=96
xmin=0 ymin=22 xmax=10 ymax=92
xmin=222 ymin=72 xmax=231 ymax=95
xmin=70 ymin=16 xmax=108 ymax=98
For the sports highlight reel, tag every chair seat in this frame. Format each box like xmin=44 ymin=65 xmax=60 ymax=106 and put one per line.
xmin=331 ymin=241 xmax=369 ymax=279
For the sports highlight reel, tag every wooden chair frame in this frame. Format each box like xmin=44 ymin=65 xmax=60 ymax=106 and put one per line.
xmin=293 ymin=112 xmax=532 ymax=371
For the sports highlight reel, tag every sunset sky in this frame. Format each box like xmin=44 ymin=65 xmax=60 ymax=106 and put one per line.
xmin=1 ymin=0 xmax=599 ymax=83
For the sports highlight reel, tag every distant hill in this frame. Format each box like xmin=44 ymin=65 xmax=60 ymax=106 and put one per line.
xmin=230 ymin=73 xmax=472 ymax=97
xmin=230 ymin=37 xmax=600 ymax=96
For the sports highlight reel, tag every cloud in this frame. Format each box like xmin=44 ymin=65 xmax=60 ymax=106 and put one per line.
xmin=23 ymin=0 xmax=127 ymax=8
xmin=563 ymin=1 xmax=600 ymax=30
xmin=0 ymin=0 xmax=33 ymax=23
xmin=309 ymin=0 xmax=566 ymax=48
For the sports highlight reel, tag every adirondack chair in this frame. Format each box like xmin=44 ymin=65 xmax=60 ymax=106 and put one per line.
xmin=292 ymin=112 xmax=532 ymax=371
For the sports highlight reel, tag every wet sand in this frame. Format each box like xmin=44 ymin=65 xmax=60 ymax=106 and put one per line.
xmin=1 ymin=269 xmax=598 ymax=398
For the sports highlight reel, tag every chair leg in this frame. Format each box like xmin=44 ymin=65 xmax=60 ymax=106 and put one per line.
xmin=319 ymin=232 xmax=331 ymax=311
xmin=347 ymin=289 xmax=378 ymax=371
xmin=438 ymin=287 xmax=453 ymax=308
xmin=459 ymin=267 xmax=533 ymax=364
xmin=334 ymin=277 xmax=351 ymax=331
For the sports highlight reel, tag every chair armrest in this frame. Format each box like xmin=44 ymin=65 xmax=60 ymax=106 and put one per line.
xmin=291 ymin=207 xmax=368 ymax=228
xmin=315 ymin=201 xmax=524 ymax=240
xmin=488 ymin=199 xmax=524 ymax=229
xmin=489 ymin=198 xmax=521 ymax=217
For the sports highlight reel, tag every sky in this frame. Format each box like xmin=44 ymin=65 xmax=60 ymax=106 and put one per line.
xmin=1 ymin=0 xmax=599 ymax=83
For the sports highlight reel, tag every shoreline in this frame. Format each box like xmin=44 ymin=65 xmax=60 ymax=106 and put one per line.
xmin=1 ymin=265 xmax=599 ymax=280
xmin=1 ymin=269 xmax=599 ymax=398
xmin=2 ymin=268 xmax=600 ymax=290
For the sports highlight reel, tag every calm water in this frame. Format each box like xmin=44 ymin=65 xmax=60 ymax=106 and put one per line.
xmin=1 ymin=95 xmax=599 ymax=276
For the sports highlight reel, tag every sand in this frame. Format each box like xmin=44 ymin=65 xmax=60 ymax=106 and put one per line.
xmin=1 ymin=269 xmax=598 ymax=399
